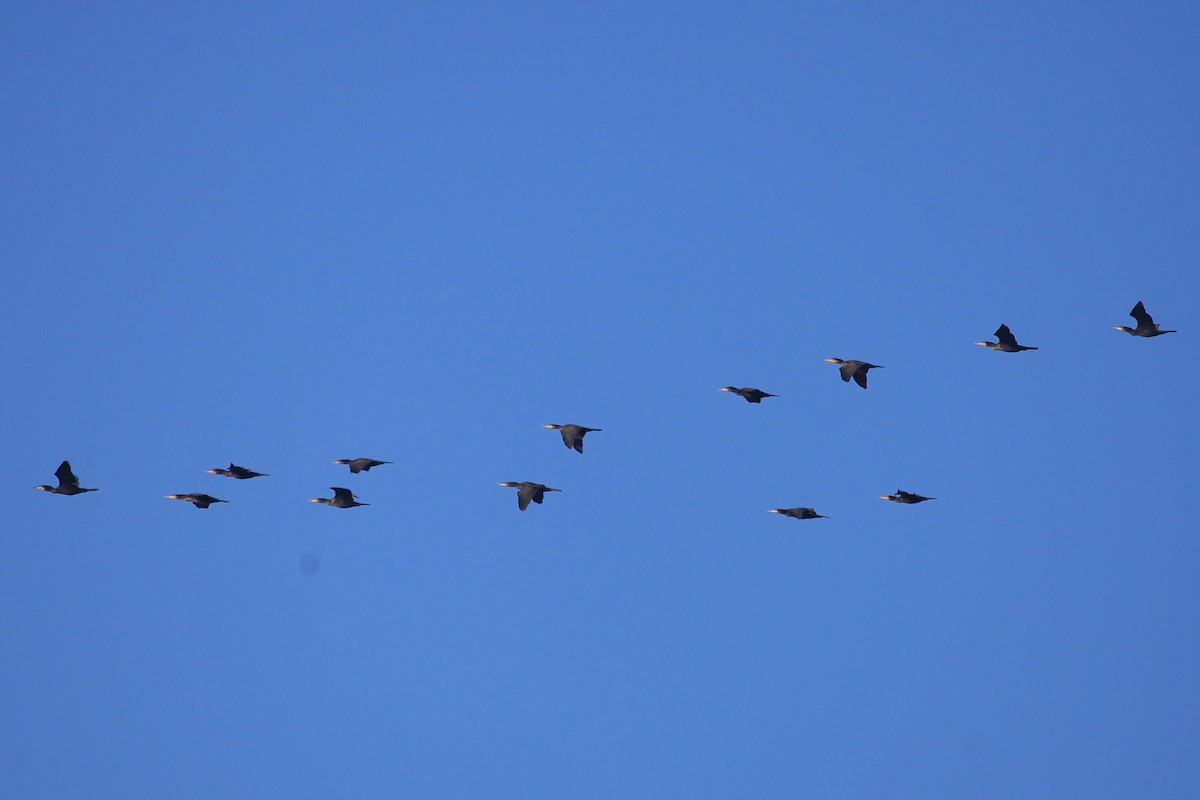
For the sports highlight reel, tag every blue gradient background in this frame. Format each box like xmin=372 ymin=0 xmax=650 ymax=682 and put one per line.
xmin=3 ymin=3 xmax=1197 ymax=797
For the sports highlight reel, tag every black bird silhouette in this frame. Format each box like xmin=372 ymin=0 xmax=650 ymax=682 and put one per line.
xmin=35 ymin=461 xmax=97 ymax=495
xmin=768 ymin=507 xmax=828 ymax=520
xmin=311 ymin=487 xmax=369 ymax=508
xmin=498 ymin=482 xmax=561 ymax=511
xmin=207 ymin=463 xmax=269 ymax=479
xmin=881 ymin=490 xmax=936 ymax=504
xmin=333 ymin=458 xmax=392 ymax=474
xmin=1114 ymin=301 xmax=1176 ymax=338
xmin=825 ymin=359 xmax=883 ymax=389
xmin=544 ymin=424 xmax=602 ymax=453
xmin=720 ymin=386 xmax=778 ymax=403
xmin=166 ymin=493 xmax=228 ymax=509
xmin=976 ymin=324 xmax=1038 ymax=352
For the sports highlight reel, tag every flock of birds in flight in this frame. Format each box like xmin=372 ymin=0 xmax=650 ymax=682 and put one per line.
xmin=35 ymin=302 xmax=1176 ymax=517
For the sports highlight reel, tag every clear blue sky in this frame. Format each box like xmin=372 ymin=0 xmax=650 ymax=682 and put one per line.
xmin=3 ymin=2 xmax=1197 ymax=797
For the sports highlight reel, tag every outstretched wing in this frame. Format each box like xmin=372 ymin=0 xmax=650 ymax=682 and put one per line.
xmin=331 ymin=487 xmax=355 ymax=503
xmin=516 ymin=485 xmax=533 ymax=511
xmin=55 ymin=460 xmax=80 ymax=489
xmin=559 ymin=427 xmax=581 ymax=452
xmin=1130 ymin=301 xmax=1156 ymax=329
xmin=994 ymin=324 xmax=1018 ymax=348
xmin=852 ymin=369 xmax=869 ymax=389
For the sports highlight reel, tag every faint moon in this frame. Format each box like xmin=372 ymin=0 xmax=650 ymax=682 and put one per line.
xmin=300 ymin=552 xmax=321 ymax=575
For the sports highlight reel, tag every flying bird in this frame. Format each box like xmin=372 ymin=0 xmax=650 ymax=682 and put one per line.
xmin=498 ymin=481 xmax=561 ymax=511
xmin=768 ymin=507 xmax=828 ymax=520
xmin=207 ymin=463 xmax=269 ymax=479
xmin=825 ymin=358 xmax=884 ymax=389
xmin=545 ymin=424 xmax=602 ymax=454
xmin=1114 ymin=301 xmax=1176 ymax=337
xmin=35 ymin=461 xmax=97 ymax=495
xmin=333 ymin=458 xmax=392 ymax=474
xmin=976 ymin=324 xmax=1038 ymax=352
xmin=166 ymin=493 xmax=228 ymax=509
xmin=311 ymin=487 xmax=369 ymax=508
xmin=881 ymin=490 xmax=936 ymax=504
xmin=720 ymin=386 xmax=778 ymax=403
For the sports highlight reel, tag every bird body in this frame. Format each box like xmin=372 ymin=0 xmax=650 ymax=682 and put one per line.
xmin=825 ymin=358 xmax=883 ymax=389
xmin=311 ymin=487 xmax=368 ymax=508
xmin=545 ymin=424 xmax=601 ymax=454
xmin=882 ymin=490 xmax=936 ymax=504
xmin=768 ymin=507 xmax=828 ymax=520
xmin=166 ymin=493 xmax=228 ymax=509
xmin=1115 ymin=301 xmax=1176 ymax=337
xmin=498 ymin=482 xmax=561 ymax=511
xmin=207 ymin=463 xmax=269 ymax=479
xmin=720 ymin=386 xmax=778 ymax=403
xmin=35 ymin=461 xmax=97 ymax=495
xmin=333 ymin=458 xmax=392 ymax=474
xmin=977 ymin=324 xmax=1038 ymax=352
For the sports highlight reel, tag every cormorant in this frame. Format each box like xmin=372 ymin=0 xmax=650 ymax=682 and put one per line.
xmin=1115 ymin=301 xmax=1176 ymax=337
xmin=498 ymin=481 xmax=561 ymax=511
xmin=768 ymin=507 xmax=828 ymax=520
xmin=166 ymin=493 xmax=228 ymax=509
xmin=720 ymin=386 xmax=778 ymax=403
xmin=333 ymin=458 xmax=392 ymax=474
xmin=35 ymin=461 xmax=97 ymax=495
xmin=545 ymin=424 xmax=601 ymax=454
xmin=881 ymin=490 xmax=936 ymax=504
xmin=311 ymin=487 xmax=369 ymax=508
xmin=976 ymin=324 xmax=1038 ymax=352
xmin=207 ymin=463 xmax=269 ymax=479
xmin=825 ymin=358 xmax=883 ymax=389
